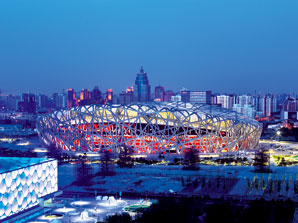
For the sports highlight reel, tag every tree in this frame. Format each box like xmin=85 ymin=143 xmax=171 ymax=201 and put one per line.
xmin=106 ymin=212 xmax=132 ymax=223
xmin=253 ymin=146 xmax=271 ymax=173
xmin=117 ymin=145 xmax=134 ymax=168
xmin=75 ymin=153 xmax=92 ymax=185
xmin=205 ymin=202 xmax=235 ymax=223
xmin=100 ymin=148 xmax=115 ymax=176
xmin=173 ymin=157 xmax=180 ymax=165
xmin=181 ymin=177 xmax=185 ymax=186
xmin=286 ymin=181 xmax=289 ymax=192
xmin=183 ymin=147 xmax=200 ymax=170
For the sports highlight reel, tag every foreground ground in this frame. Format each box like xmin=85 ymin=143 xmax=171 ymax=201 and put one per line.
xmin=59 ymin=163 xmax=298 ymax=201
xmin=22 ymin=196 xmax=143 ymax=223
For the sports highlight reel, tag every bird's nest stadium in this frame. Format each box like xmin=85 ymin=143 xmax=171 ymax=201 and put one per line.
xmin=36 ymin=102 xmax=262 ymax=154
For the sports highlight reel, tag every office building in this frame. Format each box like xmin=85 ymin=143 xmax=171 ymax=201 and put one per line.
xmin=105 ymin=89 xmax=113 ymax=104
xmin=91 ymin=86 xmax=102 ymax=104
xmin=133 ymin=66 xmax=151 ymax=102
xmin=181 ymin=91 xmax=212 ymax=104
xmin=67 ymin=89 xmax=75 ymax=108
xmin=18 ymin=93 xmax=36 ymax=113
xmin=155 ymin=86 xmax=165 ymax=101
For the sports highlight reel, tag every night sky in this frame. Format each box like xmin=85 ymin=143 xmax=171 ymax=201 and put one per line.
xmin=0 ymin=0 xmax=298 ymax=95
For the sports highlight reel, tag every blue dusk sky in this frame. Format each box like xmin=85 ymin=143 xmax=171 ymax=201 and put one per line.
xmin=0 ymin=0 xmax=298 ymax=95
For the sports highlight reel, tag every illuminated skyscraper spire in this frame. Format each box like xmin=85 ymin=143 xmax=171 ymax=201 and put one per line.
xmin=134 ymin=66 xmax=151 ymax=102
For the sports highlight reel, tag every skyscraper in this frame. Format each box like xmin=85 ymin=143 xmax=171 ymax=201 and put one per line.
xmin=119 ymin=86 xmax=134 ymax=104
xmin=265 ymin=95 xmax=272 ymax=117
xmin=155 ymin=86 xmax=165 ymax=101
xmin=216 ymin=95 xmax=235 ymax=109
xmin=272 ymin=95 xmax=277 ymax=113
xmin=282 ymin=97 xmax=298 ymax=120
xmin=91 ymin=86 xmax=102 ymax=104
xmin=164 ymin=90 xmax=175 ymax=102
xmin=255 ymin=94 xmax=277 ymax=117
xmin=18 ymin=93 xmax=36 ymax=113
xmin=181 ymin=90 xmax=212 ymax=104
xmin=53 ymin=93 xmax=66 ymax=109
xmin=232 ymin=104 xmax=256 ymax=119
xmin=106 ymin=89 xmax=113 ymax=104
xmin=133 ymin=66 xmax=151 ymax=102
xmin=80 ymin=89 xmax=91 ymax=101
xmin=237 ymin=95 xmax=253 ymax=107
xmin=67 ymin=89 xmax=75 ymax=108
xmin=36 ymin=94 xmax=48 ymax=109
xmin=79 ymin=89 xmax=91 ymax=105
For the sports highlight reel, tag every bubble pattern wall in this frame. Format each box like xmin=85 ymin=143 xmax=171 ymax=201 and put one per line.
xmin=0 ymin=159 xmax=58 ymax=220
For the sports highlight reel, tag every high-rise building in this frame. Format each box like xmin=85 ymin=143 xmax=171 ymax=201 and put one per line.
xmin=171 ymin=94 xmax=181 ymax=102
xmin=80 ymin=89 xmax=90 ymax=101
xmin=52 ymin=93 xmax=59 ymax=109
xmin=91 ymin=86 xmax=102 ymax=104
xmin=119 ymin=87 xmax=134 ymax=104
xmin=53 ymin=93 xmax=66 ymax=109
xmin=211 ymin=95 xmax=217 ymax=105
xmin=255 ymin=94 xmax=277 ymax=117
xmin=281 ymin=97 xmax=298 ymax=120
xmin=181 ymin=91 xmax=190 ymax=102
xmin=18 ymin=93 xmax=36 ymax=113
xmin=277 ymin=94 xmax=288 ymax=110
xmin=133 ymin=66 xmax=151 ymax=102
xmin=265 ymin=95 xmax=272 ymax=117
xmin=216 ymin=95 xmax=235 ymax=110
xmin=233 ymin=104 xmax=256 ymax=119
xmin=67 ymin=89 xmax=75 ymax=108
xmin=272 ymin=95 xmax=277 ymax=113
xmin=164 ymin=90 xmax=175 ymax=102
xmin=155 ymin=86 xmax=165 ymax=101
xmin=79 ymin=89 xmax=91 ymax=105
xmin=181 ymin=91 xmax=212 ymax=104
xmin=106 ymin=89 xmax=113 ymax=104
xmin=119 ymin=92 xmax=133 ymax=104
xmin=5 ymin=95 xmax=17 ymax=111
xmin=258 ymin=96 xmax=265 ymax=115
xmin=237 ymin=95 xmax=253 ymax=107
xmin=36 ymin=94 xmax=48 ymax=109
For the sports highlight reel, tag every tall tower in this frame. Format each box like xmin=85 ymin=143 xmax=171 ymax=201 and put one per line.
xmin=67 ymin=89 xmax=75 ymax=108
xmin=133 ymin=66 xmax=151 ymax=102
xmin=91 ymin=86 xmax=102 ymax=104
xmin=106 ymin=89 xmax=113 ymax=104
xmin=155 ymin=86 xmax=165 ymax=101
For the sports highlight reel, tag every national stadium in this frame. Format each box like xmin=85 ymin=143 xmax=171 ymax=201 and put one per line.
xmin=36 ymin=102 xmax=262 ymax=154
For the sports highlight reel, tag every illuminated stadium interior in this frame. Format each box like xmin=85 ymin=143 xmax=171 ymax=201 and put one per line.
xmin=37 ymin=102 xmax=262 ymax=154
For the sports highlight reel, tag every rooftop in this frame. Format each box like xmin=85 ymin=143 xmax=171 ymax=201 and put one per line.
xmin=0 ymin=157 xmax=52 ymax=174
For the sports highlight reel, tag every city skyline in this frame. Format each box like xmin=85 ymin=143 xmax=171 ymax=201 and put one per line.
xmin=0 ymin=0 xmax=298 ymax=94
xmin=2 ymin=76 xmax=298 ymax=96
xmin=1 ymin=1 xmax=298 ymax=222
xmin=1 ymin=63 xmax=298 ymax=95
xmin=1 ymin=64 xmax=298 ymax=96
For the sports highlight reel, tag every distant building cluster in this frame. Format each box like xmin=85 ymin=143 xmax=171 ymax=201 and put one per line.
xmin=0 ymin=67 xmax=295 ymax=124
xmin=281 ymin=97 xmax=298 ymax=121
xmin=211 ymin=94 xmax=278 ymax=119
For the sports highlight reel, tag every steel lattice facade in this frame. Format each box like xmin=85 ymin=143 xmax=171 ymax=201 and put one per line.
xmin=37 ymin=102 xmax=262 ymax=154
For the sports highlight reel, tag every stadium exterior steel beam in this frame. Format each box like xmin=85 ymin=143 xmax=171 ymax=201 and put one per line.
xmin=36 ymin=102 xmax=262 ymax=154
